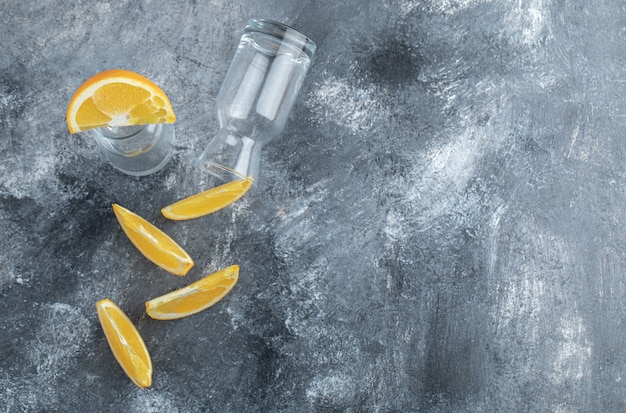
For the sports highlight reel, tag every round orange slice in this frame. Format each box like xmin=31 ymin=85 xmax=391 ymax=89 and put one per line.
xmin=112 ymin=203 xmax=194 ymax=276
xmin=66 ymin=69 xmax=176 ymax=134
xmin=161 ymin=177 xmax=253 ymax=221
xmin=96 ymin=298 xmax=152 ymax=388
xmin=145 ymin=265 xmax=239 ymax=320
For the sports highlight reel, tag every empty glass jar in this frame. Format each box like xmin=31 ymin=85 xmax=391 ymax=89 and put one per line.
xmin=196 ymin=19 xmax=316 ymax=183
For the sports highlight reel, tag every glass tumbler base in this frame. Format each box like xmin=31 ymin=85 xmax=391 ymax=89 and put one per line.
xmin=92 ymin=123 xmax=175 ymax=176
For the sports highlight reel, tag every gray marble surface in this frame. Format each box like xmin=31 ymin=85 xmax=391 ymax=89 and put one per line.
xmin=2 ymin=1 xmax=626 ymax=412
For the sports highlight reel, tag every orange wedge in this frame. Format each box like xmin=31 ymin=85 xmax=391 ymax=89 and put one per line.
xmin=161 ymin=177 xmax=253 ymax=220
xmin=112 ymin=203 xmax=194 ymax=276
xmin=145 ymin=265 xmax=239 ymax=320
xmin=66 ymin=69 xmax=176 ymax=134
xmin=96 ymin=298 xmax=152 ymax=388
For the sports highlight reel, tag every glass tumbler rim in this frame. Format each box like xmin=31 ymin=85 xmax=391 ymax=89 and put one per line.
xmin=97 ymin=124 xmax=148 ymax=140
xmin=244 ymin=18 xmax=316 ymax=60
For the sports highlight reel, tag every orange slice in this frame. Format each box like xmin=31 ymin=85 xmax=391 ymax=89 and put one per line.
xmin=66 ymin=69 xmax=176 ymax=134
xmin=161 ymin=177 xmax=253 ymax=220
xmin=96 ymin=298 xmax=152 ymax=388
xmin=145 ymin=265 xmax=239 ymax=320
xmin=112 ymin=203 xmax=194 ymax=276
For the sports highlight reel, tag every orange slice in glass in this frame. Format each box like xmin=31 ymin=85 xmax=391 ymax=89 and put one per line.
xmin=66 ymin=69 xmax=176 ymax=134
xmin=145 ymin=265 xmax=239 ymax=320
xmin=161 ymin=177 xmax=253 ymax=221
xmin=96 ymin=298 xmax=152 ymax=388
xmin=112 ymin=203 xmax=194 ymax=276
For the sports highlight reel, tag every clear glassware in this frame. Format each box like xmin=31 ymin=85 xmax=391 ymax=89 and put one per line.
xmin=91 ymin=123 xmax=175 ymax=176
xmin=195 ymin=19 xmax=316 ymax=184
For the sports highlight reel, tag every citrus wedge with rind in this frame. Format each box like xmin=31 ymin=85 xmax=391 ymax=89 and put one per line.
xmin=145 ymin=265 xmax=239 ymax=320
xmin=112 ymin=203 xmax=194 ymax=276
xmin=66 ymin=69 xmax=176 ymax=134
xmin=161 ymin=177 xmax=253 ymax=220
xmin=96 ymin=298 xmax=152 ymax=388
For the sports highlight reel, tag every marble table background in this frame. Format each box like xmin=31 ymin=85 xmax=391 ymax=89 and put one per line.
xmin=2 ymin=0 xmax=626 ymax=412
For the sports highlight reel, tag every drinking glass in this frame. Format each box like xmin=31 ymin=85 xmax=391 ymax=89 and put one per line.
xmin=91 ymin=123 xmax=175 ymax=176
xmin=195 ymin=19 xmax=316 ymax=184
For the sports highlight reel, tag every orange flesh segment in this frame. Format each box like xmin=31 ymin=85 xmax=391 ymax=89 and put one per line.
xmin=161 ymin=177 xmax=253 ymax=221
xmin=96 ymin=299 xmax=152 ymax=388
xmin=112 ymin=204 xmax=194 ymax=276
xmin=145 ymin=265 xmax=239 ymax=320
xmin=66 ymin=69 xmax=176 ymax=134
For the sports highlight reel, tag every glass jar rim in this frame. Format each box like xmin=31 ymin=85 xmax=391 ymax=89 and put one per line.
xmin=244 ymin=19 xmax=316 ymax=60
